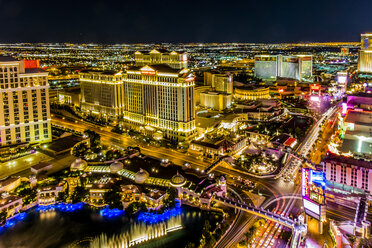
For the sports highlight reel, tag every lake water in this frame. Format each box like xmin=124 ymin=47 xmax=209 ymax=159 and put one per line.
xmin=0 ymin=205 xmax=206 ymax=248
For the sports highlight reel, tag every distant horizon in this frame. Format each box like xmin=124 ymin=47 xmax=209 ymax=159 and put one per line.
xmin=0 ymin=41 xmax=362 ymax=45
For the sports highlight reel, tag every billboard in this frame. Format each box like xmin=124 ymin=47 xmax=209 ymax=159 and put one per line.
xmin=302 ymin=169 xmax=326 ymax=220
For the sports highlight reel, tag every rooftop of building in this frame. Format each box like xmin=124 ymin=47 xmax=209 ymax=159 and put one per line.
xmin=61 ymin=86 xmax=81 ymax=94
xmin=347 ymin=93 xmax=372 ymax=106
xmin=190 ymin=140 xmax=222 ymax=150
xmin=324 ymin=153 xmax=372 ymax=169
xmin=24 ymin=68 xmax=46 ymax=74
xmin=44 ymin=134 xmax=85 ymax=153
xmin=80 ymin=69 xmax=119 ymax=75
xmin=0 ymin=56 xmax=18 ymax=62
xmin=0 ymin=177 xmax=20 ymax=188
xmin=135 ymin=49 xmax=185 ymax=55
xmin=31 ymin=162 xmax=52 ymax=170
xmin=344 ymin=110 xmax=372 ymax=126
xmin=0 ymin=194 xmax=22 ymax=207
xmin=340 ymin=138 xmax=372 ymax=155
xmin=127 ymin=64 xmax=181 ymax=74
xmin=201 ymin=91 xmax=231 ymax=96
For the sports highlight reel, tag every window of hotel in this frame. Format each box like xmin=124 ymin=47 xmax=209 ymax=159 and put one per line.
xmin=362 ymin=169 xmax=369 ymax=190
xmin=330 ymin=164 xmax=336 ymax=181
xmin=351 ymin=168 xmax=358 ymax=187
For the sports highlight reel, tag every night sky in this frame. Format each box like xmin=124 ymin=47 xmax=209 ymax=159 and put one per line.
xmin=0 ymin=0 xmax=371 ymax=43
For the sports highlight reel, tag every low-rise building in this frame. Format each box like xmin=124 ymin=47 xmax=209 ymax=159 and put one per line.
xmin=0 ymin=194 xmax=22 ymax=218
xmin=58 ymin=87 xmax=81 ymax=106
xmin=31 ymin=162 xmax=52 ymax=174
xmin=38 ymin=183 xmax=65 ymax=206
xmin=0 ymin=177 xmax=22 ymax=193
xmin=204 ymin=71 xmax=233 ymax=94
xmin=235 ymin=86 xmax=270 ymax=100
xmin=200 ymin=91 xmax=232 ymax=111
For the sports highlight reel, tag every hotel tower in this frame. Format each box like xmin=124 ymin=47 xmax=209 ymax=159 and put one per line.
xmin=0 ymin=57 xmax=51 ymax=146
xmin=358 ymin=33 xmax=372 ymax=73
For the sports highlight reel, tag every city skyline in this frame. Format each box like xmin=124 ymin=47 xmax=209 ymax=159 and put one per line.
xmin=1 ymin=0 xmax=372 ymax=43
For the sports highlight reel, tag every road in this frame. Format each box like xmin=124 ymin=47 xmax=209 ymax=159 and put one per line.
xmin=52 ymin=116 xmax=301 ymax=247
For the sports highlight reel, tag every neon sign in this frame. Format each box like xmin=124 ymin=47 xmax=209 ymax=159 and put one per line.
xmin=302 ymin=168 xmax=310 ymax=198
xmin=278 ymin=88 xmax=284 ymax=93
xmin=342 ymin=103 xmax=347 ymax=115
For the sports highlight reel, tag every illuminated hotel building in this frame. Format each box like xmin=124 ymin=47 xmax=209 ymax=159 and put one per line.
xmin=358 ymin=33 xmax=372 ymax=73
xmin=324 ymin=153 xmax=372 ymax=195
xmin=123 ymin=64 xmax=196 ymax=140
xmin=204 ymin=71 xmax=233 ymax=94
xmin=254 ymin=55 xmax=312 ymax=82
xmin=80 ymin=70 xmax=124 ymax=119
xmin=0 ymin=57 xmax=51 ymax=146
xmin=134 ymin=49 xmax=188 ymax=69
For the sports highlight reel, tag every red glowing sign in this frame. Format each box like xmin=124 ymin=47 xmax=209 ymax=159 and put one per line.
xmin=23 ymin=60 xmax=40 ymax=69
xmin=278 ymin=88 xmax=284 ymax=93
xmin=302 ymin=168 xmax=310 ymax=198
xmin=310 ymin=84 xmax=320 ymax=91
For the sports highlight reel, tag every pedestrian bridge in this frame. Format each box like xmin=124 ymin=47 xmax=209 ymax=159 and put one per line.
xmin=213 ymin=195 xmax=307 ymax=248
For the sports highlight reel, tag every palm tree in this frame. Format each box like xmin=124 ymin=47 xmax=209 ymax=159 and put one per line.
xmin=347 ymin=234 xmax=356 ymax=248
xmin=358 ymin=237 xmax=372 ymax=248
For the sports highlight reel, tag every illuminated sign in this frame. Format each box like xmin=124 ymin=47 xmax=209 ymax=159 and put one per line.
xmin=310 ymin=170 xmax=325 ymax=183
xmin=302 ymin=168 xmax=310 ymax=198
xmin=310 ymin=96 xmax=320 ymax=102
xmin=278 ymin=88 xmax=284 ymax=93
xmin=303 ymin=198 xmax=320 ymax=215
xmin=337 ymin=76 xmax=347 ymax=84
xmin=310 ymin=191 xmax=324 ymax=205
xmin=23 ymin=60 xmax=40 ymax=69
xmin=141 ymin=71 xmax=156 ymax=75
xmin=310 ymin=84 xmax=320 ymax=91
xmin=342 ymin=103 xmax=347 ymax=115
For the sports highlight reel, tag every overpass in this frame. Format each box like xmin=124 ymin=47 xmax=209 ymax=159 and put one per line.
xmin=213 ymin=195 xmax=307 ymax=248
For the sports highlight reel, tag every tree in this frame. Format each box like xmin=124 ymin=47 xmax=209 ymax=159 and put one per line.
xmin=185 ymin=242 xmax=195 ymax=248
xmin=358 ymin=237 xmax=372 ymax=248
xmin=103 ymin=190 xmax=123 ymax=210
xmin=84 ymin=130 xmax=101 ymax=148
xmin=71 ymin=186 xmax=88 ymax=203
xmin=162 ymin=187 xmax=178 ymax=209
xmin=125 ymin=202 xmax=147 ymax=215
xmin=73 ymin=143 xmax=88 ymax=157
xmin=57 ymin=189 xmax=68 ymax=202
xmin=347 ymin=234 xmax=356 ymax=248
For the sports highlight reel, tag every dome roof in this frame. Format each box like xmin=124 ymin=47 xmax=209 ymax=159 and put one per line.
xmin=70 ymin=158 xmax=87 ymax=171
xmin=170 ymin=171 xmax=186 ymax=187
xmin=110 ymin=161 xmax=123 ymax=173
xmin=135 ymin=168 xmax=149 ymax=184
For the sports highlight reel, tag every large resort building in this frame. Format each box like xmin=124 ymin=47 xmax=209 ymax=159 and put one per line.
xmin=123 ymin=65 xmax=196 ymax=141
xmin=358 ymin=33 xmax=372 ymax=73
xmin=80 ymin=50 xmax=195 ymax=140
xmin=134 ymin=49 xmax=188 ymax=69
xmin=0 ymin=57 xmax=51 ymax=146
xmin=80 ymin=70 xmax=125 ymax=119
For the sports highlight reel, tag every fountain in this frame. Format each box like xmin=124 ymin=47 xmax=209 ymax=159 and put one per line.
xmin=89 ymin=215 xmax=182 ymax=248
